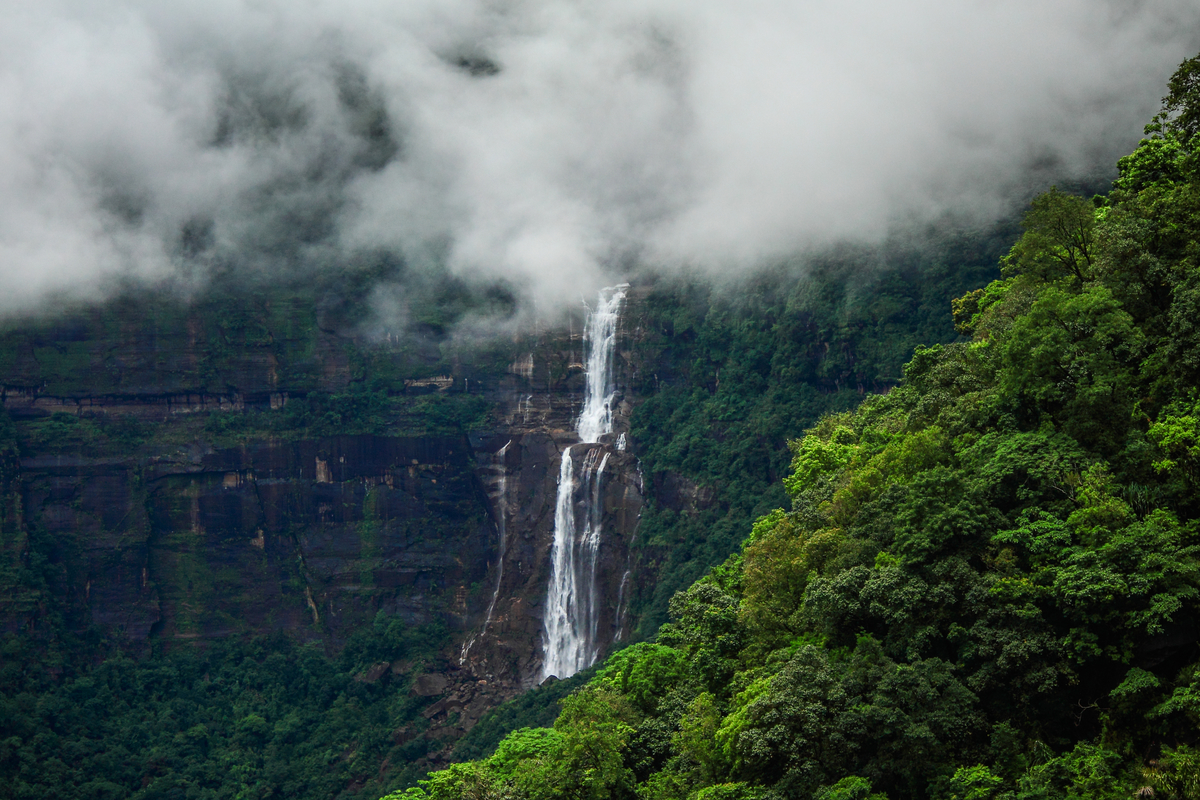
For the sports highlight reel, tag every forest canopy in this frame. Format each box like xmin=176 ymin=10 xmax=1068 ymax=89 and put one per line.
xmin=394 ymin=51 xmax=1200 ymax=800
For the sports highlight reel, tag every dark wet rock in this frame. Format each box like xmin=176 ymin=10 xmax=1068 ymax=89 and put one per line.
xmin=654 ymin=471 xmax=716 ymax=514
xmin=4 ymin=433 xmax=496 ymax=646
xmin=412 ymin=673 xmax=450 ymax=696
xmin=0 ymin=289 xmax=657 ymax=711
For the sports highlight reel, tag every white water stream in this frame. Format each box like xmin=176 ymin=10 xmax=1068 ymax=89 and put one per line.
xmin=460 ymin=440 xmax=511 ymax=665
xmin=541 ymin=286 xmax=626 ymax=679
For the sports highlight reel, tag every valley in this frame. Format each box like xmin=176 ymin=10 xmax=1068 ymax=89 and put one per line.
xmin=0 ymin=232 xmax=998 ymax=797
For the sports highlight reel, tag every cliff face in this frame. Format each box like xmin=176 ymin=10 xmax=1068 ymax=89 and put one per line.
xmin=0 ymin=284 xmax=648 ymax=721
xmin=461 ymin=415 xmax=644 ymax=689
xmin=14 ymin=435 xmax=491 ymax=643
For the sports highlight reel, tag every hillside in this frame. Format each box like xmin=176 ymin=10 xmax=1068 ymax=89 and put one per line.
xmin=0 ymin=224 xmax=1001 ymax=796
xmin=392 ymin=54 xmax=1200 ymax=800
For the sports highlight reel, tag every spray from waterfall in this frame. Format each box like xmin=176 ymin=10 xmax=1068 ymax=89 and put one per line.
xmin=541 ymin=285 xmax=627 ymax=680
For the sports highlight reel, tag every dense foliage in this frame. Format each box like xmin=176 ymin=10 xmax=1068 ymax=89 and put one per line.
xmin=397 ymin=54 xmax=1200 ymax=800
xmin=448 ymin=670 xmax=598 ymax=764
xmin=0 ymin=245 xmax=1003 ymax=800
xmin=0 ymin=618 xmax=448 ymax=800
xmin=0 ymin=159 xmax=1014 ymax=800
xmin=627 ymin=230 xmax=1006 ymax=635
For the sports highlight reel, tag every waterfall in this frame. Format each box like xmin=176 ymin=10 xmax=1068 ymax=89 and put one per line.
xmin=541 ymin=285 xmax=626 ymax=680
xmin=482 ymin=440 xmax=511 ymax=631
xmin=575 ymin=287 xmax=625 ymax=445
xmin=460 ymin=440 xmax=511 ymax=665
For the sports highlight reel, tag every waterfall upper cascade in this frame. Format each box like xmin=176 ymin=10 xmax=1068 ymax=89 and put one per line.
xmin=541 ymin=286 xmax=627 ymax=680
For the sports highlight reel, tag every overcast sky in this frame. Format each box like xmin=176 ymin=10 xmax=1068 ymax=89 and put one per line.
xmin=1 ymin=0 xmax=1198 ymax=316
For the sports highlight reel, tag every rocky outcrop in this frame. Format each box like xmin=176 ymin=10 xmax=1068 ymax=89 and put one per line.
xmin=9 ymin=435 xmax=496 ymax=645
xmin=460 ymin=432 xmax=642 ymax=687
xmin=457 ymin=308 xmax=645 ymax=688
xmin=0 ymin=291 xmax=649 ymax=698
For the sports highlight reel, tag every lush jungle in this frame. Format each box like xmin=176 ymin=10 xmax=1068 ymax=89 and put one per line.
xmin=392 ymin=52 xmax=1200 ymax=800
xmin=6 ymin=42 xmax=1200 ymax=800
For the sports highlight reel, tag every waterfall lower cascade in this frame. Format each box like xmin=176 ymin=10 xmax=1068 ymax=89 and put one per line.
xmin=541 ymin=285 xmax=627 ymax=680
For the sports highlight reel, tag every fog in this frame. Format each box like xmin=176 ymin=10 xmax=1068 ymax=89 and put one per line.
xmin=1 ymin=0 xmax=1198 ymax=315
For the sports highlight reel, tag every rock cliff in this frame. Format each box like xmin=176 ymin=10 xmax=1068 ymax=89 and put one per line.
xmin=0 ymin=282 xmax=649 ymax=736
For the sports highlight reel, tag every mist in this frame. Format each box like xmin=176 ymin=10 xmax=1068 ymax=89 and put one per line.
xmin=2 ymin=0 xmax=1198 ymax=317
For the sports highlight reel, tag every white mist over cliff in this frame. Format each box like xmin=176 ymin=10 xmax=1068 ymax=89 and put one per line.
xmin=1 ymin=0 xmax=1198 ymax=313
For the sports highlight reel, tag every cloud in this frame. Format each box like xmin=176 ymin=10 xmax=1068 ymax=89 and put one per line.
xmin=1 ymin=0 xmax=1197 ymax=314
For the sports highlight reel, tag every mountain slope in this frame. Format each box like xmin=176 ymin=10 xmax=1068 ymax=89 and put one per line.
xmin=396 ymin=53 xmax=1200 ymax=800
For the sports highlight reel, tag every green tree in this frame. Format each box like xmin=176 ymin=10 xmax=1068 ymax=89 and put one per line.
xmin=1001 ymin=188 xmax=1099 ymax=284
xmin=1164 ymin=54 xmax=1200 ymax=140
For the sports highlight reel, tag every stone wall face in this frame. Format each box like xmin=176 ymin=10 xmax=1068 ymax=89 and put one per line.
xmin=0 ymin=293 xmax=650 ymax=718
xmin=9 ymin=435 xmax=495 ymax=646
xmin=456 ymin=308 xmax=646 ymax=689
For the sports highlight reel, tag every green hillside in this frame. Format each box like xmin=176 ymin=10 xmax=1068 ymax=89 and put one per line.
xmin=394 ymin=54 xmax=1200 ymax=800
xmin=625 ymin=229 xmax=1007 ymax=637
xmin=0 ymin=236 xmax=1003 ymax=800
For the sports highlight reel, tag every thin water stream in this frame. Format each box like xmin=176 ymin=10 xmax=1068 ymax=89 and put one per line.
xmin=460 ymin=440 xmax=511 ymax=665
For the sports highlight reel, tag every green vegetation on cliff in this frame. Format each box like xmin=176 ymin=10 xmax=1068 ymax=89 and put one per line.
xmin=0 ymin=269 xmax=514 ymax=799
xmin=0 ymin=150 xmax=1018 ymax=800
xmin=626 ymin=227 xmax=1007 ymax=636
xmin=396 ymin=54 xmax=1200 ymax=800
xmin=0 ymin=228 xmax=1011 ymax=797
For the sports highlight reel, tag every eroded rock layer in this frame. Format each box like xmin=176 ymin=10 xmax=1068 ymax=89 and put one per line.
xmin=0 ymin=286 xmax=647 ymax=717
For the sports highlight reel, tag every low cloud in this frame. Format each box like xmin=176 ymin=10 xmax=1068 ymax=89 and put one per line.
xmin=2 ymin=0 xmax=1198 ymax=315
